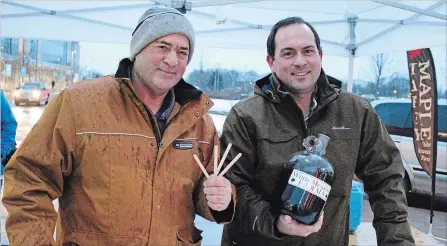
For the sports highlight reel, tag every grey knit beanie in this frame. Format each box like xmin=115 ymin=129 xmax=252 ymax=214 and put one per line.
xmin=130 ymin=6 xmax=195 ymax=63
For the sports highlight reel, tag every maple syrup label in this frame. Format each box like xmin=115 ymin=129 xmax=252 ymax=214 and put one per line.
xmin=288 ymin=169 xmax=331 ymax=201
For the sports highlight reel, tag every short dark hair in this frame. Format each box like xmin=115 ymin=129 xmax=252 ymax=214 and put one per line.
xmin=267 ymin=17 xmax=322 ymax=58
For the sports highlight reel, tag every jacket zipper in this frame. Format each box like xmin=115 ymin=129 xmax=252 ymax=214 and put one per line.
xmin=285 ymin=94 xmax=309 ymax=139
xmin=146 ymin=109 xmax=162 ymax=145
xmin=120 ymin=79 xmax=162 ymax=243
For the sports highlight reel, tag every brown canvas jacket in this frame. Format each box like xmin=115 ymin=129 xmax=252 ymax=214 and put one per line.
xmin=2 ymin=58 xmax=235 ymax=246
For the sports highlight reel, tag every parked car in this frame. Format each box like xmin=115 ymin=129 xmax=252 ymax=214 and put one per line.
xmin=371 ymin=98 xmax=447 ymax=197
xmin=14 ymin=82 xmax=51 ymax=106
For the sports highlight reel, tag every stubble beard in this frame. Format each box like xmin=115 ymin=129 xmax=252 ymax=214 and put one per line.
xmin=133 ymin=69 xmax=156 ymax=94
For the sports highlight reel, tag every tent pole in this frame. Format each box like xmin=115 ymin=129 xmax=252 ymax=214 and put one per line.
xmin=348 ymin=55 xmax=354 ymax=92
xmin=347 ymin=16 xmax=357 ymax=93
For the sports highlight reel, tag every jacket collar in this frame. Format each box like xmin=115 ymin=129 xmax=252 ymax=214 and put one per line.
xmin=254 ymin=69 xmax=342 ymax=106
xmin=115 ymin=58 xmax=203 ymax=106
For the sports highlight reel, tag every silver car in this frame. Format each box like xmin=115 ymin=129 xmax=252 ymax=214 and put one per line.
xmin=14 ymin=82 xmax=51 ymax=106
xmin=371 ymin=98 xmax=447 ymax=197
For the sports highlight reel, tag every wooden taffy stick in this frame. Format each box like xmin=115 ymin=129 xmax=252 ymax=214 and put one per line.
xmin=218 ymin=153 xmax=242 ymax=177
xmin=193 ymin=154 xmax=210 ymax=179
xmin=214 ymin=145 xmax=218 ymax=175
xmin=216 ymin=143 xmax=232 ymax=175
xmin=194 ymin=143 xmax=241 ymax=179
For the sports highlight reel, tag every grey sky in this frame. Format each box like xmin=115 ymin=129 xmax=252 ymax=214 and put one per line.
xmin=80 ymin=42 xmax=446 ymax=90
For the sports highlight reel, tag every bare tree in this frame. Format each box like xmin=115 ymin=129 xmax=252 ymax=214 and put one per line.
xmin=371 ymin=53 xmax=391 ymax=99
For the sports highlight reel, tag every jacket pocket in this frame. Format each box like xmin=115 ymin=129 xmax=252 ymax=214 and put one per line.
xmin=166 ymin=138 xmax=211 ymax=180
xmin=257 ymin=130 xmax=300 ymax=164
xmin=176 ymin=225 xmax=203 ymax=246
xmin=67 ymin=229 xmax=143 ymax=246
xmin=62 ymin=242 xmax=79 ymax=246
xmin=256 ymin=131 xmax=301 ymax=196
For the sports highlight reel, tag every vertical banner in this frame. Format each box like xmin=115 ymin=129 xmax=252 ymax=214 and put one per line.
xmin=407 ymin=48 xmax=438 ymax=177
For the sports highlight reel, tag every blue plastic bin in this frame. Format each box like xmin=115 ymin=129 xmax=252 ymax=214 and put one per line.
xmin=349 ymin=181 xmax=364 ymax=233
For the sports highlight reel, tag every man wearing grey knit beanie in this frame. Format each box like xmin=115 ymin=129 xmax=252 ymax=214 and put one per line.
xmin=3 ymin=6 xmax=236 ymax=246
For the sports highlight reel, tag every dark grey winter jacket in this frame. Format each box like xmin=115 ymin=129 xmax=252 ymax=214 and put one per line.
xmin=220 ymin=71 xmax=415 ymax=246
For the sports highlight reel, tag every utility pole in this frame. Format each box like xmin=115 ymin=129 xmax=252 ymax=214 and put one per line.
xmin=214 ymin=63 xmax=220 ymax=92
xmin=214 ymin=68 xmax=218 ymax=92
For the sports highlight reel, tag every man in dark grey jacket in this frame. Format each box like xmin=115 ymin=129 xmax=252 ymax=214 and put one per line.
xmin=220 ymin=17 xmax=415 ymax=246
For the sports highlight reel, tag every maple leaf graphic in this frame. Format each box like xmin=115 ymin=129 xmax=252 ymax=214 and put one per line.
xmin=409 ymin=49 xmax=422 ymax=59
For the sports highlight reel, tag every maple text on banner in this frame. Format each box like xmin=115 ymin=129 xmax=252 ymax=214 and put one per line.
xmin=406 ymin=48 xmax=438 ymax=177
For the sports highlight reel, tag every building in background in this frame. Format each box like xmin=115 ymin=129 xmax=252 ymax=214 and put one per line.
xmin=0 ymin=38 xmax=80 ymax=91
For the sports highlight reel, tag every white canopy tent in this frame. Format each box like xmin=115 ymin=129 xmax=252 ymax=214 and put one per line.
xmin=1 ymin=0 xmax=446 ymax=91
